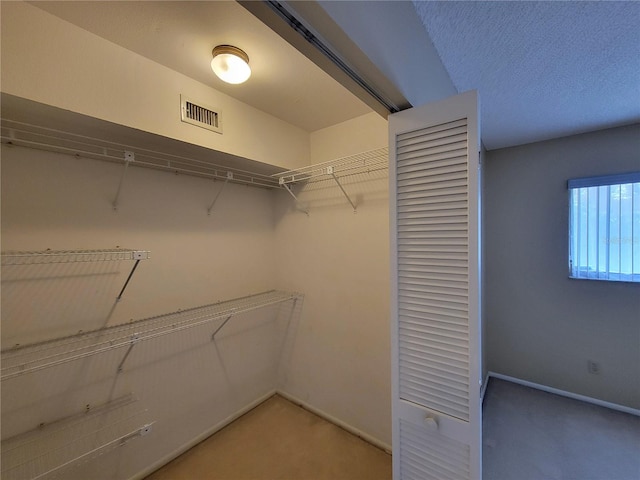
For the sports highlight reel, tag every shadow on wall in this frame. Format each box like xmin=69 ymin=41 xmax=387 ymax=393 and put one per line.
xmin=1 ymin=259 xmax=137 ymax=347
xmin=274 ymin=168 xmax=389 ymax=221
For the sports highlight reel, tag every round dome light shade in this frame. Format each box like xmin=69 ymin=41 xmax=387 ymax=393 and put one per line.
xmin=211 ymin=45 xmax=251 ymax=84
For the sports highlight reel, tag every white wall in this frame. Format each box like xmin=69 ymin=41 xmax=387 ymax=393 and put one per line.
xmin=1 ymin=110 xmax=393 ymax=477
xmin=0 ymin=1 xmax=309 ymax=170
xmin=1 ymin=0 xmax=397 ymax=471
xmin=484 ymin=124 xmax=640 ymax=409
xmin=0 ymin=145 xmax=290 ymax=479
xmin=274 ymin=112 xmax=392 ymax=448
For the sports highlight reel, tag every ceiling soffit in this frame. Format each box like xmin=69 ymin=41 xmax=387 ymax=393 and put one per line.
xmin=28 ymin=0 xmax=372 ymax=133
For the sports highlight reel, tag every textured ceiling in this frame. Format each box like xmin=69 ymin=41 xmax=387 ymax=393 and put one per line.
xmin=25 ymin=1 xmax=640 ymax=149
xmin=29 ymin=1 xmax=371 ymax=133
xmin=413 ymin=1 xmax=640 ymax=150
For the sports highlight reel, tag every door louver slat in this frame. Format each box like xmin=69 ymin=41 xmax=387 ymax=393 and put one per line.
xmin=397 ymin=119 xmax=468 ymax=142
xmin=397 ymin=135 xmax=467 ymax=156
xmin=399 ymin=420 xmax=470 ymax=480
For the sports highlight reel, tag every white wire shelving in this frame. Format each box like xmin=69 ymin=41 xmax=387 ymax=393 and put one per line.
xmin=2 ymin=111 xmax=389 ymax=214
xmin=0 ymin=290 xmax=300 ymax=478
xmin=273 ymin=147 xmax=388 ymax=212
xmin=0 ymin=118 xmax=282 ymax=212
xmin=0 ymin=290 xmax=301 ymax=382
xmin=1 ymin=248 xmax=150 ymax=302
xmin=1 ymin=394 xmax=153 ymax=480
xmin=275 ymin=147 xmax=388 ymax=185
xmin=1 ymin=248 xmax=150 ymax=266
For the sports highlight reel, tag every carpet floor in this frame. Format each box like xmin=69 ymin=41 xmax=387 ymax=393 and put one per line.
xmin=145 ymin=395 xmax=391 ymax=480
xmin=483 ymin=378 xmax=640 ymax=480
xmin=146 ymin=380 xmax=639 ymax=480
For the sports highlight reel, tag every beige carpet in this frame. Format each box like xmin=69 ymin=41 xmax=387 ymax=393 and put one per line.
xmin=146 ymin=395 xmax=391 ymax=480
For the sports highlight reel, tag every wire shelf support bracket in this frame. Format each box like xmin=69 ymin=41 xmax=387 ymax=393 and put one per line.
xmin=279 ymin=179 xmax=309 ymax=215
xmin=116 ymin=250 xmax=149 ymax=301
xmin=207 ymin=172 xmax=233 ymax=215
xmin=211 ymin=314 xmax=234 ymax=340
xmin=116 ymin=333 xmax=140 ymax=373
xmin=112 ymin=151 xmax=134 ymax=211
xmin=327 ymin=166 xmax=357 ymax=212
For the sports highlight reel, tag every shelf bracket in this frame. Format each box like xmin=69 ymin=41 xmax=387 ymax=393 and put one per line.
xmin=207 ymin=172 xmax=233 ymax=215
xmin=327 ymin=166 xmax=357 ymax=212
xmin=116 ymin=251 xmax=147 ymax=301
xmin=211 ymin=314 xmax=234 ymax=340
xmin=280 ymin=179 xmax=309 ymax=215
xmin=117 ymin=333 xmax=140 ymax=373
xmin=112 ymin=151 xmax=134 ymax=211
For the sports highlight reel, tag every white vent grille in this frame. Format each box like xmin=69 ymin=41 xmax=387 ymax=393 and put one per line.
xmin=396 ymin=118 xmax=471 ymax=422
xmin=180 ymin=95 xmax=222 ymax=134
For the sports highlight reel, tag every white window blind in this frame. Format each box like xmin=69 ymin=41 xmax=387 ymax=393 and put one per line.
xmin=568 ymin=172 xmax=640 ymax=282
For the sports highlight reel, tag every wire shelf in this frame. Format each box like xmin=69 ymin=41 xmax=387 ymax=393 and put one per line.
xmin=274 ymin=147 xmax=388 ymax=185
xmin=1 ymin=394 xmax=152 ymax=480
xmin=1 ymin=249 xmax=150 ymax=266
xmin=1 ymin=120 xmax=281 ymax=189
xmin=1 ymin=290 xmax=301 ymax=381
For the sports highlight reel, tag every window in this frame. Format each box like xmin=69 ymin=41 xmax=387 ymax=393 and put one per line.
xmin=568 ymin=172 xmax=640 ymax=282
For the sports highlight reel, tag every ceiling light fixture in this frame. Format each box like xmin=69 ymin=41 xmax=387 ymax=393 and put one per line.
xmin=211 ymin=45 xmax=251 ymax=84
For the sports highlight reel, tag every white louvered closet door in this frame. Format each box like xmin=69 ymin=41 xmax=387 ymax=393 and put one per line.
xmin=389 ymin=91 xmax=482 ymax=480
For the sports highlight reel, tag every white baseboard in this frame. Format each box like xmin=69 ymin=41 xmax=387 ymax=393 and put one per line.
xmin=488 ymin=372 xmax=640 ymax=417
xmin=131 ymin=389 xmax=277 ymax=480
xmin=276 ymin=390 xmax=392 ymax=454
xmin=480 ymin=371 xmax=490 ymax=402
